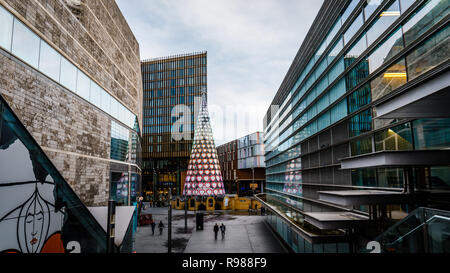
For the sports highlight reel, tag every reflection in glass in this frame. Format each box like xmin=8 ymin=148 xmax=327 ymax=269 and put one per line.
xmin=370 ymin=59 xmax=407 ymax=101
xmin=111 ymin=120 xmax=130 ymax=162
xmin=342 ymin=0 xmax=360 ymax=25
xmin=350 ymin=136 xmax=373 ymax=156
xmin=39 ymin=41 xmax=61 ymax=82
xmin=349 ymin=108 xmax=372 ymax=137
xmin=402 ymin=0 xmax=450 ymax=46
xmin=368 ymin=27 xmax=404 ymax=74
xmin=346 ymin=59 xmax=369 ymax=91
xmin=406 ymin=25 xmax=449 ymax=80
xmin=345 ymin=34 xmax=368 ymax=68
xmin=375 ymin=123 xmax=413 ymax=151
xmin=366 ymin=0 xmax=401 ymax=46
xmin=347 ymin=83 xmax=371 ymax=113
xmin=328 ymin=58 xmax=345 ymax=84
xmin=344 ymin=12 xmax=364 ymax=45
xmin=0 ymin=6 xmax=13 ymax=51
xmin=328 ymin=37 xmax=344 ymax=64
xmin=11 ymin=19 xmax=40 ymax=68
xmin=364 ymin=0 xmax=383 ymax=19
xmin=413 ymin=118 xmax=450 ymax=150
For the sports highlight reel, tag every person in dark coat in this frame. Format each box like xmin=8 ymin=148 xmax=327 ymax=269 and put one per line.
xmin=158 ymin=220 xmax=164 ymax=235
xmin=151 ymin=220 xmax=156 ymax=235
xmin=220 ymin=223 xmax=226 ymax=240
xmin=213 ymin=223 xmax=219 ymax=240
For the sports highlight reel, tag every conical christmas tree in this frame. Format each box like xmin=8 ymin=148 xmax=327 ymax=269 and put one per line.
xmin=183 ymin=92 xmax=226 ymax=197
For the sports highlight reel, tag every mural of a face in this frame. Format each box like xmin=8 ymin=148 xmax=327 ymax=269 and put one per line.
xmin=18 ymin=188 xmax=51 ymax=253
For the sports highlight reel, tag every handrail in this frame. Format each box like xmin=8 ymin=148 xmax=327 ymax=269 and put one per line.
xmin=386 ymin=215 xmax=450 ymax=246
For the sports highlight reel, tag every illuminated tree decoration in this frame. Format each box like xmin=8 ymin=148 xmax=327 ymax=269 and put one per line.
xmin=183 ymin=92 xmax=225 ymax=197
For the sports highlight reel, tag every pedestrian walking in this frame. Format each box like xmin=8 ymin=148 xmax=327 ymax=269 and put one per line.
xmin=255 ymin=204 xmax=258 ymax=215
xmin=151 ymin=220 xmax=156 ymax=236
xmin=213 ymin=223 xmax=219 ymax=240
xmin=158 ymin=220 xmax=164 ymax=235
xmin=261 ymin=206 xmax=265 ymax=216
xmin=138 ymin=196 xmax=144 ymax=216
xmin=220 ymin=223 xmax=226 ymax=240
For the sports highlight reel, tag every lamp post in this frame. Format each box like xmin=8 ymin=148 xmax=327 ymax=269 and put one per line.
xmin=153 ymin=168 xmax=157 ymax=206
xmin=106 ymin=199 xmax=116 ymax=253
xmin=168 ymin=190 xmax=172 ymax=253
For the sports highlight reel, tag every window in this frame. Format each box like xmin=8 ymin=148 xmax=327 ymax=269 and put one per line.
xmin=349 ymin=108 xmax=372 ymax=137
xmin=60 ymin=58 xmax=77 ymax=91
xmin=76 ymin=71 xmax=91 ymax=101
xmin=375 ymin=123 xmax=413 ymax=151
xmin=406 ymin=25 xmax=449 ymax=80
xmin=329 ymin=78 xmax=346 ymax=103
xmin=368 ymin=27 xmax=404 ymax=74
xmin=344 ymin=12 xmax=364 ymax=45
xmin=364 ymin=0 xmax=383 ymax=20
xmin=0 ymin=6 xmax=13 ymax=50
xmin=39 ymin=41 xmax=61 ymax=82
xmin=350 ymin=136 xmax=373 ymax=156
xmin=330 ymin=99 xmax=348 ymax=124
xmin=370 ymin=58 xmax=407 ymax=101
xmin=345 ymin=34 xmax=368 ymax=68
xmin=366 ymin=0 xmax=401 ymax=46
xmin=347 ymin=83 xmax=371 ymax=113
xmin=328 ymin=37 xmax=344 ymax=64
xmin=413 ymin=118 xmax=450 ymax=150
xmin=100 ymin=90 xmax=111 ymax=113
xmin=342 ymin=0 xmax=360 ymax=25
xmin=402 ymin=0 xmax=450 ymax=46
xmin=90 ymin=82 xmax=102 ymax=107
xmin=328 ymin=58 xmax=345 ymax=83
xmin=11 ymin=19 xmax=40 ymax=68
xmin=346 ymin=59 xmax=369 ymax=91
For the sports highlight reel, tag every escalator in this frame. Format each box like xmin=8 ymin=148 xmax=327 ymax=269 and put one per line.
xmin=370 ymin=207 xmax=450 ymax=253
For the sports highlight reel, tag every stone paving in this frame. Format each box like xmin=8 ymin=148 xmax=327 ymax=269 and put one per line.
xmin=134 ymin=203 xmax=287 ymax=253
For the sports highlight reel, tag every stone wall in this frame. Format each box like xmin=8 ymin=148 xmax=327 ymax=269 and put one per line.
xmin=0 ymin=51 xmax=111 ymax=206
xmin=1 ymin=0 xmax=142 ymax=121
xmin=0 ymin=0 xmax=142 ymax=206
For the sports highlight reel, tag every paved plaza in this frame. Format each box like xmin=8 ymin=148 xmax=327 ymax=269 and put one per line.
xmin=134 ymin=204 xmax=287 ymax=253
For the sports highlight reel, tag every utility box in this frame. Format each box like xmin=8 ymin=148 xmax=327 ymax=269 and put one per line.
xmin=196 ymin=212 xmax=204 ymax=230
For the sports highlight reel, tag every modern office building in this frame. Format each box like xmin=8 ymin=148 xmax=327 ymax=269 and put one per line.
xmin=141 ymin=52 xmax=207 ymax=202
xmin=218 ymin=132 xmax=266 ymax=196
xmin=260 ymin=0 xmax=450 ymax=253
xmin=0 ymin=0 xmax=142 ymax=252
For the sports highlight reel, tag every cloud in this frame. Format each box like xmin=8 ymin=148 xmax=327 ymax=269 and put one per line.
xmin=116 ymin=0 xmax=324 ymax=145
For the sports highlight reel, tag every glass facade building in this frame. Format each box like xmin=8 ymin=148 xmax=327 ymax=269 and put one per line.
xmin=261 ymin=0 xmax=450 ymax=253
xmin=141 ymin=52 xmax=207 ymax=202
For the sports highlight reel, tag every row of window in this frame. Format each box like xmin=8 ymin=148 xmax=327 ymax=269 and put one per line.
xmin=142 ymin=67 xmax=206 ymax=81
xmin=0 ymin=6 xmax=137 ymax=129
xmin=351 ymin=117 xmax=450 ymax=157
xmin=142 ymin=56 xmax=207 ymax=72
xmin=143 ymin=76 xmax=207 ymax=89
xmin=143 ymin=124 xmax=196 ymax=134
xmin=265 ymin=0 xmax=448 ymax=162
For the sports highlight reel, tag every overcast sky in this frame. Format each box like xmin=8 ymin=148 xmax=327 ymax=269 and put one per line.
xmin=116 ymin=0 xmax=324 ymax=145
